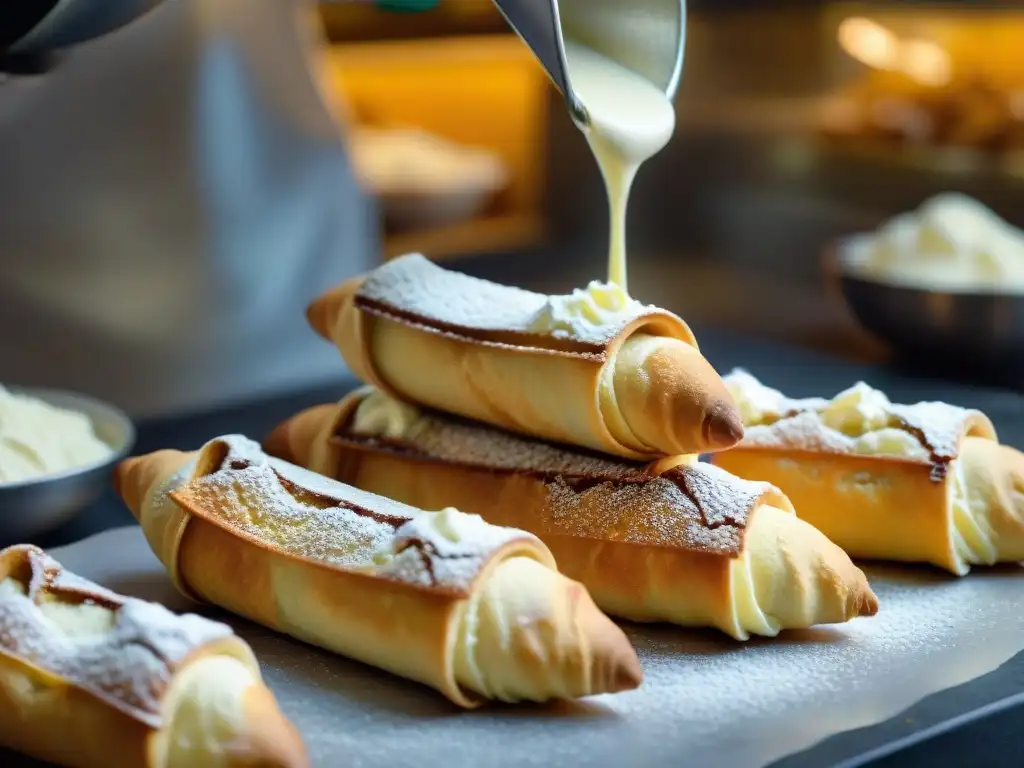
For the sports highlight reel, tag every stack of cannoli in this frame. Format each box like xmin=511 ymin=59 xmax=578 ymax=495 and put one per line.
xmin=263 ymin=254 xmax=879 ymax=640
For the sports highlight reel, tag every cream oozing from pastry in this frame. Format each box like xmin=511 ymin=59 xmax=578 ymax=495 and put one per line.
xmin=174 ymin=439 xmax=636 ymax=703
xmin=0 ymin=578 xmax=267 ymax=768
xmin=381 ymin=521 xmax=636 ymax=701
xmin=726 ymin=371 xmax=999 ymax=574
xmin=948 ymin=450 xmax=998 ymax=575
xmin=727 ymin=504 xmax=870 ymax=639
xmin=841 ymin=193 xmax=1024 ymax=293
xmin=727 ymin=541 xmax=777 ymax=640
xmin=370 ymin=507 xmax=493 ymax=567
xmin=725 ymin=369 xmax=793 ymax=427
xmin=158 ymin=655 xmax=257 ymax=768
xmin=527 ymin=281 xmax=645 ymax=338
xmin=0 ymin=578 xmax=117 ymax=638
xmin=452 ymin=556 xmax=632 ymax=701
xmin=820 ymin=383 xmax=928 ymax=458
xmin=350 ymin=389 xmax=427 ymax=441
xmin=726 ymin=373 xmax=927 ymax=459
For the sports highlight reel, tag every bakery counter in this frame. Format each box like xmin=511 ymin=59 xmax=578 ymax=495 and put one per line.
xmin=19 ymin=303 xmax=1024 ymax=768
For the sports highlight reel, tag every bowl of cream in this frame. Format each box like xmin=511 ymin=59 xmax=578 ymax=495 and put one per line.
xmin=0 ymin=386 xmax=135 ymax=541
xmin=829 ymin=193 xmax=1024 ymax=374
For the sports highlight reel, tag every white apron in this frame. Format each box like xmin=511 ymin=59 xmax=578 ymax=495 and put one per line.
xmin=0 ymin=0 xmax=378 ymax=418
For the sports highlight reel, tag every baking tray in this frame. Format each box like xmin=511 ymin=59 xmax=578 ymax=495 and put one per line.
xmin=15 ymin=524 xmax=1024 ymax=768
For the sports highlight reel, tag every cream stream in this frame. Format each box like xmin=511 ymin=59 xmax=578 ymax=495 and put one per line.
xmin=563 ymin=41 xmax=676 ymax=290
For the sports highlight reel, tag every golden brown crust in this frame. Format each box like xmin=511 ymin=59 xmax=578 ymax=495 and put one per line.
xmin=140 ymin=438 xmax=551 ymax=708
xmin=0 ymin=545 xmax=306 ymax=768
xmin=239 ymin=684 xmax=310 ymax=768
xmin=716 ymin=372 xmax=1019 ymax=573
xmin=344 ymin=253 xmax=698 ymax=359
xmin=303 ymin=390 xmax=786 ymax=558
xmin=174 ymin=435 xmax=547 ymax=600
xmin=173 ymin=514 xmax=489 ymax=708
xmin=0 ymin=545 xmax=237 ymax=728
xmin=305 ymin=256 xmax=741 ymax=461
xmin=0 ymin=676 xmax=151 ymax=768
xmin=713 ymin=448 xmax=957 ymax=568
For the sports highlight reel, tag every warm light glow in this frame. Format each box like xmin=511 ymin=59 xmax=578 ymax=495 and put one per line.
xmin=837 ymin=16 xmax=953 ymax=88
xmin=838 ymin=17 xmax=900 ymax=71
xmin=900 ymin=38 xmax=952 ymax=87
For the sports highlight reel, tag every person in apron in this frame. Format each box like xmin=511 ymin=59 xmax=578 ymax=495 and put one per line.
xmin=0 ymin=0 xmax=432 ymax=419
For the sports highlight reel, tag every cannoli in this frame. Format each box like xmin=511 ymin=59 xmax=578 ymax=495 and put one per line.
xmin=305 ymin=253 xmax=742 ymax=460
xmin=114 ymin=436 xmax=641 ymax=707
xmin=712 ymin=370 xmax=1024 ymax=575
xmin=263 ymin=388 xmax=879 ymax=641
xmin=0 ymin=544 xmax=305 ymax=768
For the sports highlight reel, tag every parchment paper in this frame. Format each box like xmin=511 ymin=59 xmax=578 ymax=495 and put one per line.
xmin=50 ymin=526 xmax=1024 ymax=768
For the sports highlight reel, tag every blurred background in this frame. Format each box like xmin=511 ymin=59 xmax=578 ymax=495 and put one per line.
xmin=325 ymin=0 xmax=1024 ymax=383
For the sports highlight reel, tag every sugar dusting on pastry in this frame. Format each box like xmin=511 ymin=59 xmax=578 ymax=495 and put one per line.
xmin=380 ymin=509 xmax=535 ymax=591
xmin=724 ymin=369 xmax=978 ymax=463
xmin=179 ymin=435 xmax=534 ymax=593
xmin=356 ymin=253 xmax=662 ymax=347
xmin=348 ymin=389 xmax=645 ymax=480
xmin=0 ymin=545 xmax=234 ymax=728
xmin=344 ymin=391 xmax=775 ymax=557
xmin=0 ymin=385 xmax=112 ymax=484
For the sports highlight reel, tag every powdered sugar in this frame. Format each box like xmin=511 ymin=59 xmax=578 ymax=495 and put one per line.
xmin=174 ymin=435 xmax=537 ymax=594
xmin=0 ymin=545 xmax=233 ymax=728
xmin=544 ymin=463 xmax=775 ymax=556
xmin=356 ymin=253 xmax=670 ymax=349
xmin=182 ymin=460 xmax=395 ymax=568
xmin=741 ymin=410 xmax=866 ymax=454
xmin=376 ymin=512 xmax=530 ymax=592
xmin=890 ymin=401 xmax=979 ymax=461
xmin=145 ymin=456 xmax=198 ymax=519
xmin=269 ymin=452 xmax=425 ymax=523
xmin=340 ymin=406 xmax=645 ymax=481
xmin=724 ymin=369 xmax=982 ymax=465
xmin=338 ymin=408 xmax=777 ymax=557
xmin=674 ymin=461 xmax=778 ymax=529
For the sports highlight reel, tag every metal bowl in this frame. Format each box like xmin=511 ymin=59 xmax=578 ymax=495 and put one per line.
xmin=826 ymin=241 xmax=1024 ymax=380
xmin=0 ymin=388 xmax=135 ymax=542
